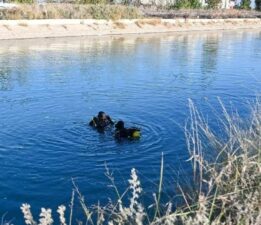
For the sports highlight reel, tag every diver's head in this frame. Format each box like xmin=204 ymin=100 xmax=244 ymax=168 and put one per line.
xmin=115 ymin=121 xmax=124 ymax=130
xmin=98 ymin=111 xmax=106 ymax=120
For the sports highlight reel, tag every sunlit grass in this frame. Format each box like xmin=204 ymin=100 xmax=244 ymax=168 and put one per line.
xmin=0 ymin=3 xmax=141 ymax=20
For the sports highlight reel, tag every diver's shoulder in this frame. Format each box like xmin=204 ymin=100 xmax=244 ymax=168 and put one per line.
xmin=89 ymin=116 xmax=98 ymax=126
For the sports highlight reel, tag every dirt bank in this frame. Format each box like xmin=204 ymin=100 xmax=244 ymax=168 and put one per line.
xmin=0 ymin=18 xmax=260 ymax=40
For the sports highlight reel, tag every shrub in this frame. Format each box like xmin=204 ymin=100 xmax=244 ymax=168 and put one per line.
xmin=207 ymin=0 xmax=221 ymax=9
xmin=241 ymin=0 xmax=251 ymax=9
xmin=172 ymin=0 xmax=202 ymax=9
xmin=0 ymin=4 xmax=141 ymax=20
xmin=13 ymin=0 xmax=35 ymax=3
xmin=256 ymin=0 xmax=261 ymax=10
xmin=77 ymin=0 xmax=109 ymax=4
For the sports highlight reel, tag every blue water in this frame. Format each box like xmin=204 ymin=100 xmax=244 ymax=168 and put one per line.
xmin=0 ymin=31 xmax=260 ymax=224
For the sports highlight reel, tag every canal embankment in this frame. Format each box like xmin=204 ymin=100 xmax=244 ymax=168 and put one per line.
xmin=0 ymin=18 xmax=261 ymax=40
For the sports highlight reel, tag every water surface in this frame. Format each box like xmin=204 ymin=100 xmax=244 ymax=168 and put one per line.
xmin=0 ymin=30 xmax=260 ymax=223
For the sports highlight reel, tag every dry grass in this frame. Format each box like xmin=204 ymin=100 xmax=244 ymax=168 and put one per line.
xmin=18 ymin=22 xmax=28 ymax=27
xmin=135 ymin=20 xmax=143 ymax=28
xmin=0 ymin=3 xmax=141 ymax=20
xmin=142 ymin=8 xmax=261 ymax=19
xmin=20 ymin=99 xmax=261 ymax=224
xmin=181 ymin=98 xmax=261 ymax=224
xmin=143 ymin=19 xmax=162 ymax=26
xmin=113 ymin=21 xmax=126 ymax=29
xmin=134 ymin=19 xmax=162 ymax=27
xmin=1 ymin=4 xmax=261 ymax=21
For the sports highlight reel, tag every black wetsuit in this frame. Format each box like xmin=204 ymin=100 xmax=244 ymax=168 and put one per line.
xmin=115 ymin=127 xmax=140 ymax=139
xmin=89 ymin=116 xmax=114 ymax=132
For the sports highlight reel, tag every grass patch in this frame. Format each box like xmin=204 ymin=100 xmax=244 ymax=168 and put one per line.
xmin=134 ymin=19 xmax=162 ymax=28
xmin=113 ymin=21 xmax=126 ymax=29
xmin=0 ymin=3 xmax=141 ymax=20
xmin=18 ymin=22 xmax=28 ymax=26
xmin=144 ymin=19 xmax=162 ymax=26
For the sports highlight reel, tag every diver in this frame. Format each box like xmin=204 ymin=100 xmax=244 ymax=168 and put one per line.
xmin=114 ymin=120 xmax=141 ymax=140
xmin=89 ymin=111 xmax=114 ymax=132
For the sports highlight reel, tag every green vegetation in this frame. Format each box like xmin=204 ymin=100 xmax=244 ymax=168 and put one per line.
xmin=5 ymin=0 xmax=261 ymax=12
xmin=1 ymin=1 xmax=261 ymax=20
xmin=241 ymin=0 xmax=251 ymax=9
xmin=171 ymin=0 xmax=202 ymax=9
xmin=256 ymin=0 xmax=261 ymax=10
xmin=20 ymin=100 xmax=261 ymax=225
xmin=207 ymin=0 xmax=221 ymax=9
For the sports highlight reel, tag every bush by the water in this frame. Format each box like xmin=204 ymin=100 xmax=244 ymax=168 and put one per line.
xmin=0 ymin=3 xmax=141 ymax=20
xmin=207 ymin=0 xmax=221 ymax=9
xmin=2 ymin=2 xmax=261 ymax=20
xmin=241 ymin=0 xmax=251 ymax=9
xmin=19 ymin=100 xmax=261 ymax=225
xmin=170 ymin=0 xmax=202 ymax=9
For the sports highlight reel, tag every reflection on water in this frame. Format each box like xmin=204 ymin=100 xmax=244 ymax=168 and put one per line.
xmin=0 ymin=30 xmax=260 ymax=223
xmin=0 ymin=31 xmax=259 ymax=92
xmin=201 ymin=35 xmax=219 ymax=73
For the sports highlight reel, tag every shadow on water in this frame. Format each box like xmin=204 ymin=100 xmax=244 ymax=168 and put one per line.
xmin=0 ymin=30 xmax=260 ymax=223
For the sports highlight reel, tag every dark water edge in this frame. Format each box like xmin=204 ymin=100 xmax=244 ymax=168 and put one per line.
xmin=0 ymin=30 xmax=260 ymax=224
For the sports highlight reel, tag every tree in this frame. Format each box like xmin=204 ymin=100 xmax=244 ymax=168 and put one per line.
xmin=256 ymin=0 xmax=261 ymax=10
xmin=207 ymin=0 xmax=221 ymax=9
xmin=241 ymin=0 xmax=251 ymax=9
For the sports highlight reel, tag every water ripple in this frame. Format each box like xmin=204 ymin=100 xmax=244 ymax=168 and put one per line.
xmin=0 ymin=31 xmax=260 ymax=223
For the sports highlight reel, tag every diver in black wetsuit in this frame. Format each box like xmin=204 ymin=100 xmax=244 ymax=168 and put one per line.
xmin=89 ymin=111 xmax=114 ymax=132
xmin=114 ymin=120 xmax=140 ymax=140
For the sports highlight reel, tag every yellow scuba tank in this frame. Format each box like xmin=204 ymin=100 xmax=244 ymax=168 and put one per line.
xmin=132 ymin=130 xmax=141 ymax=139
